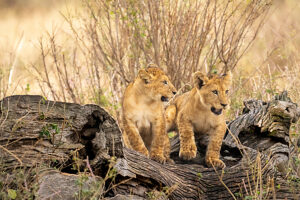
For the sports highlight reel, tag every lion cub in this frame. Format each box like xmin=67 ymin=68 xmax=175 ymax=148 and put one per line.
xmin=165 ymin=72 xmax=232 ymax=168
xmin=122 ymin=64 xmax=177 ymax=163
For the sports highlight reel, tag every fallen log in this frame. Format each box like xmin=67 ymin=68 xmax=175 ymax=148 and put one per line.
xmin=0 ymin=93 xmax=299 ymax=199
xmin=0 ymin=95 xmax=122 ymax=169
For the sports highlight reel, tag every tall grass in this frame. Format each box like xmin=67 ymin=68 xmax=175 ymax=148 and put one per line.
xmin=0 ymin=1 xmax=299 ymax=112
xmin=23 ymin=0 xmax=271 ymax=117
xmin=228 ymin=1 xmax=300 ymax=180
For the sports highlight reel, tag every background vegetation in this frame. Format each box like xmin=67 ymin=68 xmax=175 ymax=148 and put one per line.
xmin=0 ymin=0 xmax=299 ymax=199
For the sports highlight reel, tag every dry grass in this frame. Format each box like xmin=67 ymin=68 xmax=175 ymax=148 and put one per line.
xmin=0 ymin=1 xmax=298 ymax=108
xmin=231 ymin=0 xmax=300 ymax=104
xmin=13 ymin=0 xmax=271 ymax=117
xmin=0 ymin=0 xmax=80 ymax=99
xmin=228 ymin=2 xmax=300 ymax=180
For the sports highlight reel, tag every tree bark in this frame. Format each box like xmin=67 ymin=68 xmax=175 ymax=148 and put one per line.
xmin=0 ymin=93 xmax=299 ymax=200
xmin=0 ymin=95 xmax=122 ymax=170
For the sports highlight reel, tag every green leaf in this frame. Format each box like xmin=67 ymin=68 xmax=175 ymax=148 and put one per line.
xmin=8 ymin=189 xmax=17 ymax=199
xmin=197 ymin=172 xmax=202 ymax=179
xmin=245 ymin=196 xmax=253 ymax=200
xmin=211 ymin=67 xmax=218 ymax=74
xmin=265 ymin=89 xmax=273 ymax=94
xmin=50 ymin=124 xmax=60 ymax=134
xmin=25 ymin=84 xmax=30 ymax=92
xmin=168 ymin=132 xmax=176 ymax=138
xmin=276 ymin=184 xmax=280 ymax=189
xmin=39 ymin=126 xmax=51 ymax=138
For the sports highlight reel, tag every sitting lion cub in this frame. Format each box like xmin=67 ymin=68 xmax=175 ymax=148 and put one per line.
xmin=165 ymin=71 xmax=232 ymax=168
xmin=122 ymin=64 xmax=177 ymax=163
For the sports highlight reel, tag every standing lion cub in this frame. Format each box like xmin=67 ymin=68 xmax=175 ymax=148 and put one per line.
xmin=165 ymin=71 xmax=232 ymax=168
xmin=122 ymin=64 xmax=177 ymax=163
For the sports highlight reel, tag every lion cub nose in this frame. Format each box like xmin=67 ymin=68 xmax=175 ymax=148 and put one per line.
xmin=221 ymin=103 xmax=227 ymax=108
xmin=172 ymin=91 xmax=176 ymax=95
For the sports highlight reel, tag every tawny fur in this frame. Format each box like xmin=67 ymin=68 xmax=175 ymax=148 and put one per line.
xmin=165 ymin=72 xmax=232 ymax=168
xmin=122 ymin=65 xmax=177 ymax=163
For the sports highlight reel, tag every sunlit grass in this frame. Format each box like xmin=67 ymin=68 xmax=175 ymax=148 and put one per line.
xmin=0 ymin=0 xmax=299 ymax=127
xmin=2 ymin=0 xmax=299 ymax=105
xmin=0 ymin=0 xmax=80 ymax=98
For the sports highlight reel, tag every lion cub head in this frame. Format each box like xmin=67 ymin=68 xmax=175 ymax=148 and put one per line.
xmin=193 ymin=71 xmax=232 ymax=115
xmin=136 ymin=64 xmax=177 ymax=104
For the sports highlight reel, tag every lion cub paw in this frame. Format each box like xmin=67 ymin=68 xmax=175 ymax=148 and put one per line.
xmin=179 ymin=149 xmax=197 ymax=160
xmin=150 ymin=153 xmax=166 ymax=164
xmin=166 ymin=157 xmax=175 ymax=164
xmin=138 ymin=148 xmax=149 ymax=158
xmin=206 ymin=158 xmax=226 ymax=169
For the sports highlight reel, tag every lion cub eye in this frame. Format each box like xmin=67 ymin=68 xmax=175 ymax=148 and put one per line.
xmin=163 ymin=80 xmax=168 ymax=85
xmin=225 ymin=90 xmax=229 ymax=94
xmin=212 ymin=90 xmax=218 ymax=95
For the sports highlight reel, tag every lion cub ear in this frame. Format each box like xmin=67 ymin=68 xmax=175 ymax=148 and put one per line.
xmin=222 ymin=71 xmax=232 ymax=86
xmin=138 ymin=69 xmax=151 ymax=84
xmin=193 ymin=72 xmax=209 ymax=89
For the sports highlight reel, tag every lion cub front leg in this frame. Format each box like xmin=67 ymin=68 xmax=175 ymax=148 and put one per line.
xmin=163 ymin=133 xmax=174 ymax=164
xmin=150 ymin=116 xmax=167 ymax=164
xmin=177 ymin=113 xmax=197 ymax=160
xmin=123 ymin=117 xmax=149 ymax=157
xmin=205 ymin=125 xmax=226 ymax=169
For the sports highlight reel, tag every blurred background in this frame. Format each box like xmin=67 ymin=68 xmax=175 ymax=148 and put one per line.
xmin=0 ymin=0 xmax=79 ymax=101
xmin=0 ymin=0 xmax=299 ymax=118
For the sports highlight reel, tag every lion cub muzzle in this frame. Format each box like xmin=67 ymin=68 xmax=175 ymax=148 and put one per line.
xmin=161 ymin=90 xmax=176 ymax=102
xmin=211 ymin=103 xmax=227 ymax=115
xmin=211 ymin=106 xmax=222 ymax=115
xmin=161 ymin=96 xmax=169 ymax=102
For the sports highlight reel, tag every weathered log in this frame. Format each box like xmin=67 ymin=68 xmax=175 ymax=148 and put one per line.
xmin=0 ymin=93 xmax=299 ymax=200
xmin=0 ymin=95 xmax=122 ymax=170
